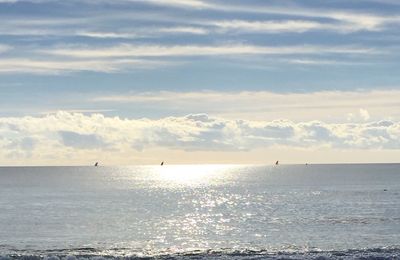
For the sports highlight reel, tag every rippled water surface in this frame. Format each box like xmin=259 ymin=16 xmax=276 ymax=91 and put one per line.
xmin=1 ymin=164 xmax=400 ymax=259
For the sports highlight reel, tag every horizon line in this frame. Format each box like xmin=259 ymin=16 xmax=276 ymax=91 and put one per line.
xmin=1 ymin=162 xmax=399 ymax=168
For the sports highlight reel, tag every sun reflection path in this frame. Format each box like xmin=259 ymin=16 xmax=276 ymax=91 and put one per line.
xmin=155 ymin=164 xmax=238 ymax=186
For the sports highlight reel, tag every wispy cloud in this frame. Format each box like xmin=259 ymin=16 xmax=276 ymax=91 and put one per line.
xmin=126 ymin=0 xmax=211 ymax=9
xmin=1 ymin=0 xmax=398 ymax=78
xmin=122 ymin=0 xmax=400 ymax=32
xmin=0 ymin=42 xmax=376 ymax=74
xmin=212 ymin=20 xmax=325 ymax=34
xmin=0 ymin=58 xmax=171 ymax=74
xmin=42 ymin=44 xmax=376 ymax=58
xmin=157 ymin=26 xmax=208 ymax=35
xmin=174 ymin=1 xmax=400 ymax=33
xmin=76 ymin=26 xmax=208 ymax=39
xmin=3 ymin=0 xmax=400 ymax=34
xmin=75 ymin=31 xmax=139 ymax=39
xmin=207 ymin=3 xmax=400 ymax=32
xmin=286 ymin=58 xmax=369 ymax=66
xmin=41 ymin=109 xmax=115 ymax=114
xmin=209 ymin=17 xmax=399 ymax=34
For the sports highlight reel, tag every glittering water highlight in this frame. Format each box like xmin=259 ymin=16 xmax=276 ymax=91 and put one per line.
xmin=1 ymin=164 xmax=400 ymax=259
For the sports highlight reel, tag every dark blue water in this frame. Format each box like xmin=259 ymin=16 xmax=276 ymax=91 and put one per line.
xmin=1 ymin=164 xmax=399 ymax=259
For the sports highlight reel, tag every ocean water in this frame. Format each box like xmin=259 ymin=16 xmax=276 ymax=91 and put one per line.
xmin=0 ymin=164 xmax=400 ymax=259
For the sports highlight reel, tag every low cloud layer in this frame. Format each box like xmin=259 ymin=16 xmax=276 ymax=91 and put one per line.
xmin=0 ymin=112 xmax=399 ymax=165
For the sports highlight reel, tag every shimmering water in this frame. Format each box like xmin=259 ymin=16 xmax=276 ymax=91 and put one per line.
xmin=0 ymin=164 xmax=400 ymax=259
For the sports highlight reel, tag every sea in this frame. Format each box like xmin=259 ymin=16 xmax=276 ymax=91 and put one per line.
xmin=0 ymin=164 xmax=400 ymax=259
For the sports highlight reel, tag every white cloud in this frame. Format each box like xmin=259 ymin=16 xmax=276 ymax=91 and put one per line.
xmin=157 ymin=26 xmax=208 ymax=35
xmin=42 ymin=44 xmax=375 ymax=58
xmin=0 ymin=43 xmax=374 ymax=74
xmin=212 ymin=20 xmax=325 ymax=33
xmin=75 ymin=26 xmax=208 ymax=39
xmin=209 ymin=16 xmax=400 ymax=34
xmin=1 ymin=111 xmax=400 ymax=165
xmin=76 ymin=31 xmax=139 ymax=39
xmin=1 ymin=43 xmax=375 ymax=74
xmin=2 ymin=0 xmax=400 ymax=34
xmin=0 ymin=58 xmax=172 ymax=74
xmin=125 ymin=0 xmax=210 ymax=9
xmin=286 ymin=58 xmax=367 ymax=66
xmin=359 ymin=108 xmax=371 ymax=121
xmin=213 ymin=4 xmax=400 ymax=32
xmin=133 ymin=0 xmax=399 ymax=33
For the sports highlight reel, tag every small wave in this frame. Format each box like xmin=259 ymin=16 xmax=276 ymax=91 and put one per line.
xmin=316 ymin=216 xmax=400 ymax=225
xmin=2 ymin=247 xmax=400 ymax=260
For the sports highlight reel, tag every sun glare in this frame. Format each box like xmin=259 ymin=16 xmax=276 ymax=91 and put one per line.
xmin=156 ymin=164 xmax=235 ymax=185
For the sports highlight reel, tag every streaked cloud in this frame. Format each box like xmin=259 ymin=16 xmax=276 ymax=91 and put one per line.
xmin=157 ymin=26 xmax=208 ymax=35
xmin=198 ymin=3 xmax=400 ymax=35
xmin=0 ymin=58 xmax=171 ymax=74
xmin=75 ymin=31 xmax=139 ymax=39
xmin=75 ymin=27 xmax=208 ymax=39
xmin=2 ymin=0 xmax=400 ymax=34
xmin=0 ymin=43 xmax=377 ymax=74
xmin=209 ymin=3 xmax=400 ymax=32
xmin=43 ymin=44 xmax=375 ymax=58
xmin=127 ymin=0 xmax=211 ymax=9
xmin=209 ymin=16 xmax=400 ymax=34
xmin=286 ymin=58 xmax=368 ymax=66
xmin=212 ymin=20 xmax=325 ymax=34
xmin=1 ymin=0 xmax=397 ymax=76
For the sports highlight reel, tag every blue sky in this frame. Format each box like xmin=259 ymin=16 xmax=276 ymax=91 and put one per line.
xmin=0 ymin=0 xmax=400 ymax=165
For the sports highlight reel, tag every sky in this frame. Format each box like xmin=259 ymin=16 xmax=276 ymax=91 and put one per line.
xmin=0 ymin=0 xmax=400 ymax=165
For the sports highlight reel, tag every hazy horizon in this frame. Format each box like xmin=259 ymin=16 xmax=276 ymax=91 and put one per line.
xmin=2 ymin=161 xmax=400 ymax=168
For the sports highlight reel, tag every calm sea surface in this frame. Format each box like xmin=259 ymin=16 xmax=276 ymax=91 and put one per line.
xmin=0 ymin=164 xmax=400 ymax=259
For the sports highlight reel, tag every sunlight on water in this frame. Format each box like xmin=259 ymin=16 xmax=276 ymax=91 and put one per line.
xmin=155 ymin=164 xmax=237 ymax=186
xmin=1 ymin=164 xmax=400 ymax=258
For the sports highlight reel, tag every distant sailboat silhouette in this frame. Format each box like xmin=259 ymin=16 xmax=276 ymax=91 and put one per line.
xmin=275 ymin=160 xmax=279 ymax=165
xmin=94 ymin=162 xmax=99 ymax=167
xmin=160 ymin=161 xmax=164 ymax=166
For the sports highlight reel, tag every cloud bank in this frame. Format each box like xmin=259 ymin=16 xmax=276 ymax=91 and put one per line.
xmin=1 ymin=112 xmax=399 ymax=165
